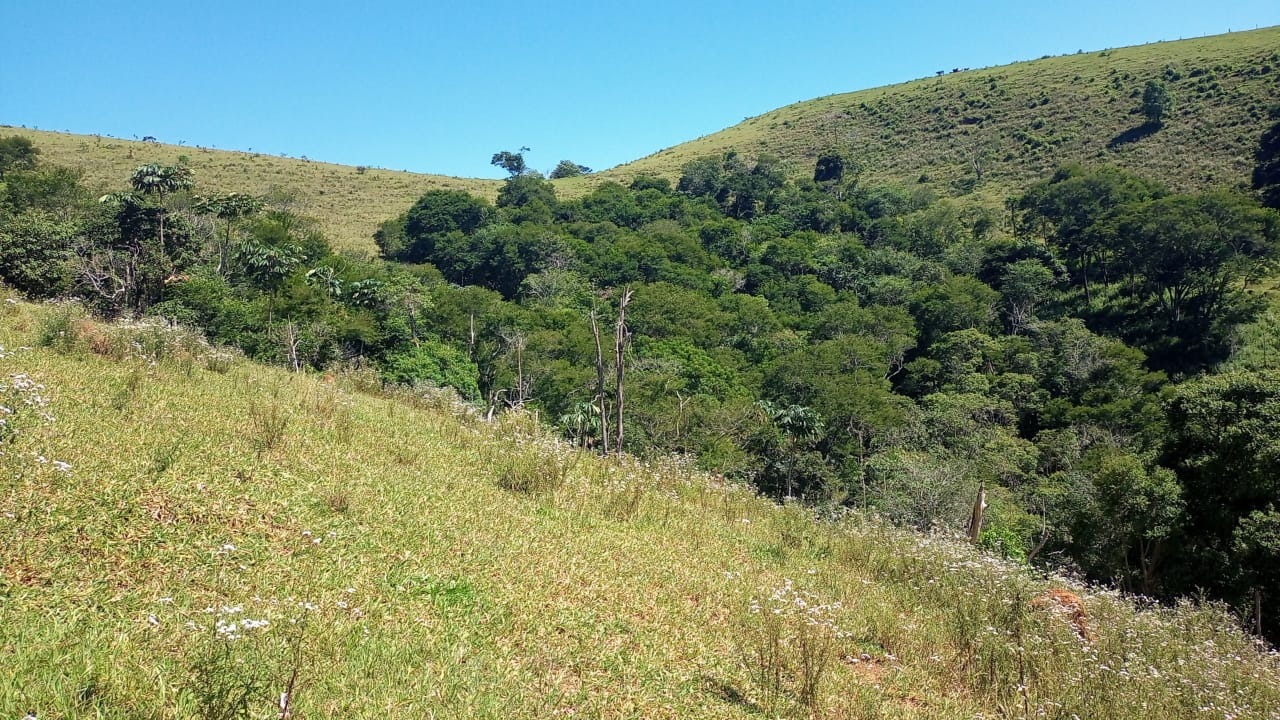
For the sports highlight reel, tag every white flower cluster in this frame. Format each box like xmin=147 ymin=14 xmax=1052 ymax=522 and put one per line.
xmin=750 ymin=578 xmax=849 ymax=634
xmin=1 ymin=373 xmax=55 ymax=453
xmin=204 ymin=604 xmax=271 ymax=641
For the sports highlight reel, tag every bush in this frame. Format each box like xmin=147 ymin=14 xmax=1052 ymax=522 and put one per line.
xmin=381 ymin=340 xmax=481 ymax=402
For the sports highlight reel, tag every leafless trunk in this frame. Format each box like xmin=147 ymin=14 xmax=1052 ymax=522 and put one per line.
xmin=1027 ymin=510 xmax=1050 ymax=563
xmin=590 ymin=309 xmax=609 ymax=454
xmin=614 ymin=289 xmax=632 ymax=455
xmin=498 ymin=329 xmax=531 ymax=409
xmin=967 ymin=482 xmax=987 ymax=544
xmin=281 ymin=322 xmax=301 ymax=372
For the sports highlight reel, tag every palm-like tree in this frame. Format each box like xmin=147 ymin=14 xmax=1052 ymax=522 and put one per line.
xmin=758 ymin=400 xmax=824 ymax=499
xmin=129 ymin=163 xmax=193 ymax=249
xmin=194 ymin=192 xmax=261 ymax=275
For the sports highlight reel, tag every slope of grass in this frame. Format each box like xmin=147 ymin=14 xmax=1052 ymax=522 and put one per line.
xmin=587 ymin=26 xmax=1280 ymax=202
xmin=2 ymin=295 xmax=1279 ymax=719
xmin=0 ymin=127 xmax=502 ymax=255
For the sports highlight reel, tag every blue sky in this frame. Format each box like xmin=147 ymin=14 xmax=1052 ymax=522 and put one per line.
xmin=2 ymin=1 xmax=1277 ymax=179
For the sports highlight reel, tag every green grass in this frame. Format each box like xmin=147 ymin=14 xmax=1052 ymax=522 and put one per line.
xmin=2 ymin=294 xmax=1279 ymax=719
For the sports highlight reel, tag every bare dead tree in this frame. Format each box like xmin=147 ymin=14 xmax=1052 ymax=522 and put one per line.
xmin=613 ymin=288 xmax=633 ymax=455
xmin=590 ymin=308 xmax=610 ymax=454
xmin=967 ymin=481 xmax=987 ymax=544
xmin=500 ymin=328 xmax=531 ymax=409
xmin=280 ymin=322 xmax=302 ymax=372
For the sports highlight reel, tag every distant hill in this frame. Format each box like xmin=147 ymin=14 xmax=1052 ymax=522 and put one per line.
xmin=5 ymin=27 xmax=1278 ymax=253
xmin=0 ymin=127 xmax=502 ymax=253
xmin=577 ymin=26 xmax=1280 ymax=201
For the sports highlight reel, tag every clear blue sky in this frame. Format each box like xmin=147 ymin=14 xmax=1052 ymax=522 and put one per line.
xmin=2 ymin=1 xmax=1277 ymax=179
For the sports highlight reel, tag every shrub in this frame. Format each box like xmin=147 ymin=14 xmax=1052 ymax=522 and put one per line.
xmin=381 ymin=340 xmax=481 ymax=402
xmin=737 ymin=579 xmax=848 ymax=713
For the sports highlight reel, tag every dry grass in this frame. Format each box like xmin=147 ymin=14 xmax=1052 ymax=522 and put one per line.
xmin=0 ymin=127 xmax=502 ymax=255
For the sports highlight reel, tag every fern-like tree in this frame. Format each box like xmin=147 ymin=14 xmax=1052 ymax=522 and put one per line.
xmin=129 ymin=163 xmax=193 ymax=250
xmin=195 ymin=192 xmax=262 ymax=276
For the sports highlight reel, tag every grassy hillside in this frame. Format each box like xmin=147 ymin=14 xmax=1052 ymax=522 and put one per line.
xmin=7 ymin=29 xmax=1278 ymax=257
xmin=0 ymin=127 xmax=502 ymax=254
xmin=3 ymin=296 xmax=1279 ymax=719
xmin=580 ymin=27 xmax=1280 ymax=201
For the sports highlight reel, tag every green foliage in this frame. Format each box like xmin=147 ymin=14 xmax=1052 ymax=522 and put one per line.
xmin=1253 ymin=111 xmax=1280 ymax=210
xmin=0 ymin=135 xmax=39 ymax=178
xmin=378 ymin=189 xmax=491 ymax=263
xmin=381 ymin=340 xmax=481 ymax=402
xmin=490 ymin=148 xmax=528 ymax=177
xmin=1141 ymin=79 xmax=1174 ymax=125
xmin=12 ymin=126 xmax=1280 ymax=640
xmin=549 ymin=160 xmax=591 ymax=179
xmin=0 ymin=210 xmax=76 ymax=297
xmin=130 ymin=162 xmax=193 ymax=197
xmin=1164 ymin=370 xmax=1280 ymax=612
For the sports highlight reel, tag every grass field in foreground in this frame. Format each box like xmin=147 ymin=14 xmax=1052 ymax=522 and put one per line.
xmin=1 ymin=295 xmax=1278 ymax=719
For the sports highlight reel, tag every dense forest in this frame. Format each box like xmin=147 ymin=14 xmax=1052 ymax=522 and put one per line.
xmin=4 ymin=122 xmax=1280 ymax=636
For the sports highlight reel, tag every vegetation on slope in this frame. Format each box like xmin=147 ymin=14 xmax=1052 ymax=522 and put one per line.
xmin=5 ymin=28 xmax=1278 ymax=252
xmin=5 ymin=117 xmax=1280 ymax=640
xmin=585 ymin=27 xmax=1280 ymax=200
xmin=0 ymin=127 xmax=501 ymax=254
xmin=2 ymin=298 xmax=1280 ymax=718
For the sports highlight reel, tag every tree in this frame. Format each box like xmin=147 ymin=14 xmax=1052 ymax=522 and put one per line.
xmin=491 ymin=147 xmax=530 ymax=177
xmin=813 ymin=151 xmax=847 ymax=184
xmin=377 ymin=190 xmax=491 ymax=263
xmin=549 ymin=160 xmax=591 ymax=179
xmin=496 ymin=173 xmax=558 ymax=223
xmin=91 ymin=189 xmax=197 ymax=314
xmin=195 ymin=192 xmax=262 ymax=276
xmin=1083 ymin=448 xmax=1183 ymax=594
xmin=0 ymin=210 xmax=77 ymax=297
xmin=0 ymin=135 xmax=39 ymax=178
xmin=1233 ymin=506 xmax=1280 ymax=635
xmin=1140 ymin=79 xmax=1173 ymax=126
xmin=1252 ymin=111 xmax=1280 ymax=210
xmin=1106 ymin=192 xmax=1279 ymax=336
xmin=1000 ymin=259 xmax=1056 ymax=333
xmin=757 ymin=401 xmax=825 ymax=499
xmin=1164 ymin=370 xmax=1280 ymax=619
xmin=909 ymin=274 xmax=1001 ymax=347
xmin=128 ymin=162 xmax=193 ymax=250
xmin=1013 ymin=164 xmax=1165 ymax=301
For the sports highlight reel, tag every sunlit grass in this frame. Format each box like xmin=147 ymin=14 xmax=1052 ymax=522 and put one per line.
xmin=0 ymin=128 xmax=502 ymax=255
xmin=2 ymin=295 xmax=1278 ymax=718
xmin=590 ymin=26 xmax=1280 ymax=200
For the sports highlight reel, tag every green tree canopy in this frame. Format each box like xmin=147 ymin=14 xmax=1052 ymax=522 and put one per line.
xmin=1140 ymin=79 xmax=1173 ymax=126
xmin=0 ymin=135 xmax=39 ymax=178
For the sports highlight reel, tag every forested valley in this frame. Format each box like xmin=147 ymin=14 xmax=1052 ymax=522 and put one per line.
xmin=4 ymin=119 xmax=1280 ymax=637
